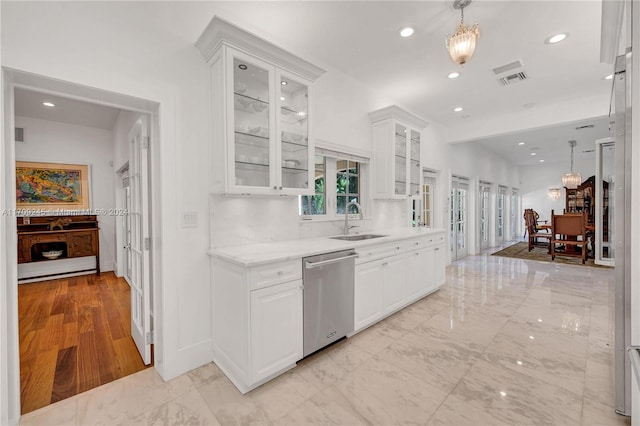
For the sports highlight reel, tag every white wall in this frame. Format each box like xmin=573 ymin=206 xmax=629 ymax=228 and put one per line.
xmin=14 ymin=116 xmax=116 ymax=277
xmin=2 ymin=1 xmax=212 ymax=383
xmin=448 ymin=141 xmax=521 ymax=253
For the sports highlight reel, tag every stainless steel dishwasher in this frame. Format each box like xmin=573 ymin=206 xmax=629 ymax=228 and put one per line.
xmin=303 ymin=249 xmax=357 ymax=357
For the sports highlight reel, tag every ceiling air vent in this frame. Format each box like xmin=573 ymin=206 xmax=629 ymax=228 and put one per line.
xmin=492 ymin=60 xmax=524 ymax=75
xmin=497 ymin=71 xmax=529 ymax=86
xmin=15 ymin=127 xmax=25 ymax=143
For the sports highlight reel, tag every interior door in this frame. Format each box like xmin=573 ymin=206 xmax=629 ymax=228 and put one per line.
xmin=496 ymin=186 xmax=506 ymax=244
xmin=450 ymin=178 xmax=469 ymax=260
xmin=478 ymin=183 xmax=491 ymax=250
xmin=128 ymin=117 xmax=152 ymax=365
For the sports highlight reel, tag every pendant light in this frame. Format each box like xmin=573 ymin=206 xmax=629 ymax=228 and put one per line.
xmin=562 ymin=140 xmax=582 ymax=189
xmin=446 ymin=0 xmax=480 ymax=65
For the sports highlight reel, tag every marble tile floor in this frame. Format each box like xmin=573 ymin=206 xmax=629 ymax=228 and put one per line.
xmin=20 ymin=246 xmax=631 ymax=426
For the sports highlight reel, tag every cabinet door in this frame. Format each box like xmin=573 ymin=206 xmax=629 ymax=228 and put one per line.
xmin=68 ymin=231 xmax=96 ymax=258
xmin=228 ymin=50 xmax=275 ymax=192
xmin=354 ymin=261 xmax=385 ymax=331
xmin=382 ymin=255 xmax=407 ymax=314
xmin=277 ymin=70 xmax=313 ymax=194
xmin=409 ymin=129 xmax=421 ymax=196
xmin=406 ymin=248 xmax=430 ymax=301
xmin=394 ymin=123 xmax=408 ymax=196
xmin=250 ymin=280 xmax=303 ymax=383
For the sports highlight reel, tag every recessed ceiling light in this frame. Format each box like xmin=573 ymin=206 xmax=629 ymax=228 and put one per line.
xmin=545 ymin=33 xmax=569 ymax=44
xmin=518 ymin=142 xmax=525 ymax=146
xmin=539 ymin=159 xmax=545 ymax=163
xmin=281 ymin=81 xmax=287 ymax=86
xmin=399 ymin=27 xmax=414 ymax=38
xmin=454 ymin=107 xmax=463 ymax=112
xmin=42 ymin=102 xmax=55 ymax=107
xmin=604 ymin=74 xmax=614 ymax=80
xmin=280 ymin=96 xmax=285 ymax=101
xmin=448 ymin=72 xmax=460 ymax=79
xmin=530 ymin=152 xmax=537 ymax=156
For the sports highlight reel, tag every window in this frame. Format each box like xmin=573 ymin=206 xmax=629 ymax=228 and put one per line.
xmin=336 ymin=160 xmax=359 ymax=214
xmin=300 ymin=150 xmax=368 ymax=219
xmin=300 ymin=155 xmax=326 ymax=215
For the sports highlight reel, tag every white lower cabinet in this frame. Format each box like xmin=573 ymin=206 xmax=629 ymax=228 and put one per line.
xmin=406 ymin=248 xmax=430 ymax=300
xmin=354 ymin=260 xmax=385 ymax=331
xmin=211 ymin=257 xmax=303 ymax=394
xmin=250 ymin=280 xmax=303 ymax=383
xmin=353 ymin=232 xmax=446 ymax=333
xmin=382 ymin=255 xmax=407 ymax=314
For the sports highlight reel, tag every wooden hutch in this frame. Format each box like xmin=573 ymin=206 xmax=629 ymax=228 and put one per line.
xmin=17 ymin=214 xmax=100 ymax=277
xmin=565 ymin=175 xmax=609 ymax=225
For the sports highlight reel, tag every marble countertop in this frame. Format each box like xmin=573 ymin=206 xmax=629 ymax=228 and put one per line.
xmin=208 ymin=227 xmax=446 ymax=266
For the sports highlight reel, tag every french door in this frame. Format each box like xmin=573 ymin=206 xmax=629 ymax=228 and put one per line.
xmin=451 ymin=177 xmax=469 ymax=260
xmin=478 ymin=182 xmax=491 ymax=250
xmin=510 ymin=189 xmax=519 ymax=240
xmin=497 ymin=186 xmax=506 ymax=244
xmin=128 ymin=117 xmax=152 ymax=365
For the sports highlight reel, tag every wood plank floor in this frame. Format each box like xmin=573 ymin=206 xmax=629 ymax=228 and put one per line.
xmin=18 ymin=272 xmax=150 ymax=414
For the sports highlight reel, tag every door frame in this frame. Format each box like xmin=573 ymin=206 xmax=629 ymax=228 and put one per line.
xmin=1 ymin=68 xmax=162 ymax=421
xmin=450 ymin=176 xmax=469 ymax=260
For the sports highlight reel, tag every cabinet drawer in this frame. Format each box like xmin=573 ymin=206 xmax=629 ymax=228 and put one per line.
xmin=249 ymin=259 xmax=302 ymax=290
xmin=28 ymin=234 xmax=67 ymax=244
xmin=356 ymin=242 xmax=405 ymax=263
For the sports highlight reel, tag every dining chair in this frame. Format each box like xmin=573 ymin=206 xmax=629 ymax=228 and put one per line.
xmin=550 ymin=210 xmax=587 ymax=264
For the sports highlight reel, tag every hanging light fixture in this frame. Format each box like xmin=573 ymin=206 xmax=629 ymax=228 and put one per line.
xmin=562 ymin=140 xmax=582 ymax=189
xmin=548 ymin=188 xmax=562 ymax=200
xmin=446 ymin=0 xmax=480 ymax=66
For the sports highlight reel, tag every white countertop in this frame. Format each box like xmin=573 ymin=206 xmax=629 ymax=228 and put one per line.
xmin=208 ymin=227 xmax=446 ymax=266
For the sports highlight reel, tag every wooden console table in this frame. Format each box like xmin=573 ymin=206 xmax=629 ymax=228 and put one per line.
xmin=18 ymin=215 xmax=100 ymax=278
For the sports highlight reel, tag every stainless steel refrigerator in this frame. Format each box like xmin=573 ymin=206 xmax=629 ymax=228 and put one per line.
xmin=612 ymin=48 xmax=638 ymax=418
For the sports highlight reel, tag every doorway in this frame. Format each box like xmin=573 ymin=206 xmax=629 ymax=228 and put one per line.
xmin=510 ymin=189 xmax=519 ymax=240
xmin=451 ymin=176 xmax=469 ymax=260
xmin=3 ymin=70 xmax=159 ymax=415
xmin=478 ymin=181 xmax=491 ymax=250
xmin=496 ymin=185 xmax=507 ymax=244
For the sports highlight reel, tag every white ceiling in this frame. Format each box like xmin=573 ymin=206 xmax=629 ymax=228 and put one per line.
xmin=11 ymin=1 xmax=615 ymax=164
xmin=14 ymin=88 xmax=120 ymax=131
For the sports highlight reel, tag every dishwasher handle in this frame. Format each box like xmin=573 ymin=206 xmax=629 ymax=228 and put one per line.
xmin=305 ymin=253 xmax=358 ymax=269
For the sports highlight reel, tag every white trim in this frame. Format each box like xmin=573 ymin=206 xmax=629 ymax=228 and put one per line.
xmin=368 ymin=105 xmax=429 ymax=129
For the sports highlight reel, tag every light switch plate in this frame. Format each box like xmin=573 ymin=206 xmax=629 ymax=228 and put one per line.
xmin=182 ymin=212 xmax=198 ymax=228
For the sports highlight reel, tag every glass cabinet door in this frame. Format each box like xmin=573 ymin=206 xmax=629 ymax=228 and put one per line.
xmin=233 ymin=57 xmax=271 ymax=188
xmin=409 ymin=129 xmax=420 ymax=195
xmin=394 ymin=124 xmax=407 ymax=195
xmin=278 ymin=75 xmax=309 ymax=190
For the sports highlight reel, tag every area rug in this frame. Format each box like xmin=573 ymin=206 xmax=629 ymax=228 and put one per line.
xmin=491 ymin=242 xmax=612 ymax=268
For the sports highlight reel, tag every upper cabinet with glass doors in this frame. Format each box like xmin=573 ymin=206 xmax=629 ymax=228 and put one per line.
xmin=369 ymin=106 xmax=428 ymax=199
xmin=196 ymin=17 xmax=325 ymax=195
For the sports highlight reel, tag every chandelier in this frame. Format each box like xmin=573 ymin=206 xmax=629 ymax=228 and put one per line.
xmin=562 ymin=140 xmax=582 ymax=189
xmin=548 ymin=188 xmax=562 ymax=200
xmin=446 ymin=0 xmax=480 ymax=65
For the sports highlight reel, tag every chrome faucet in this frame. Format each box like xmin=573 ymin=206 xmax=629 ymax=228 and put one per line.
xmin=344 ymin=201 xmax=363 ymax=235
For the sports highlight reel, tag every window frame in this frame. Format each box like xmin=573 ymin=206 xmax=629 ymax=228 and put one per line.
xmin=299 ymin=149 xmax=369 ymax=222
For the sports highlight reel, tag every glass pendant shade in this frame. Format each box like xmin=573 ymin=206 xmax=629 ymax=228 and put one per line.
xmin=562 ymin=173 xmax=582 ymax=189
xmin=446 ymin=22 xmax=480 ymax=65
xmin=548 ymin=188 xmax=562 ymax=200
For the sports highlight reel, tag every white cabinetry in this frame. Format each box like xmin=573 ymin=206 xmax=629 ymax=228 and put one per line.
xmin=369 ymin=105 xmax=429 ymax=199
xmin=197 ymin=17 xmax=325 ymax=195
xmin=211 ymin=257 xmax=303 ymax=393
xmin=354 ymin=260 xmax=384 ymax=331
xmin=382 ymin=255 xmax=407 ymax=314
xmin=250 ymin=280 xmax=303 ymax=382
xmin=353 ymin=231 xmax=446 ymax=333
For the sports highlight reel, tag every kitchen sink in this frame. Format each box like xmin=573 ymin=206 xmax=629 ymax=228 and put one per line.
xmin=330 ymin=234 xmax=387 ymax=241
